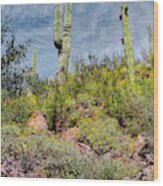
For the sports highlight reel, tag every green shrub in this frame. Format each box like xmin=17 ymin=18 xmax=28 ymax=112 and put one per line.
xmin=1 ymin=94 xmax=42 ymax=126
xmin=1 ymin=124 xmax=138 ymax=179
xmin=77 ymin=117 xmax=136 ymax=156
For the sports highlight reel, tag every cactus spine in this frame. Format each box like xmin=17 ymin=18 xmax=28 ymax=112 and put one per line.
xmin=32 ymin=49 xmax=37 ymax=82
xmin=53 ymin=4 xmax=72 ymax=85
xmin=120 ymin=3 xmax=135 ymax=83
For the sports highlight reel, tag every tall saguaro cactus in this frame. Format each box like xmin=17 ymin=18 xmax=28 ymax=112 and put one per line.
xmin=32 ymin=49 xmax=37 ymax=82
xmin=120 ymin=3 xmax=135 ymax=83
xmin=148 ymin=26 xmax=153 ymax=54
xmin=53 ymin=3 xmax=72 ymax=85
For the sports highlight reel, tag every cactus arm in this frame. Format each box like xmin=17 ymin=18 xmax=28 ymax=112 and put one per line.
xmin=120 ymin=3 xmax=135 ymax=83
xmin=57 ymin=3 xmax=72 ymax=84
xmin=53 ymin=4 xmax=62 ymax=53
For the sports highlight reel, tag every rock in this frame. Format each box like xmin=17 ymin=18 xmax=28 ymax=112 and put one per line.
xmin=145 ymin=154 xmax=154 ymax=165
xmin=60 ymin=127 xmax=80 ymax=143
xmin=142 ymin=165 xmax=154 ymax=180
xmin=136 ymin=135 xmax=146 ymax=155
xmin=77 ymin=105 xmax=85 ymax=113
xmin=85 ymin=108 xmax=92 ymax=117
xmin=59 ymin=127 xmax=93 ymax=154
xmin=1 ymin=155 xmax=47 ymax=178
xmin=27 ymin=110 xmax=48 ymax=132
xmin=134 ymin=164 xmax=154 ymax=180
xmin=135 ymin=172 xmax=143 ymax=180
xmin=133 ymin=135 xmax=146 ymax=161
xmin=75 ymin=142 xmax=92 ymax=154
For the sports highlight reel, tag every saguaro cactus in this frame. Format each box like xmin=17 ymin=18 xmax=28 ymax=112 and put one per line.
xmin=32 ymin=49 xmax=37 ymax=82
xmin=120 ymin=3 xmax=135 ymax=83
xmin=148 ymin=26 xmax=153 ymax=54
xmin=53 ymin=3 xmax=72 ymax=84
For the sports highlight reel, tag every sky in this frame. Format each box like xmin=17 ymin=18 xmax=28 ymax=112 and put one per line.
xmin=1 ymin=1 xmax=154 ymax=79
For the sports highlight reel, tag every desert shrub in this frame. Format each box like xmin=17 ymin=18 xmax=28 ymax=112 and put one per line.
xmin=100 ymin=63 xmax=154 ymax=137
xmin=46 ymin=152 xmax=138 ymax=179
xmin=42 ymin=81 xmax=90 ymax=130
xmin=108 ymin=88 xmax=153 ymax=137
xmin=1 ymin=124 xmax=22 ymax=161
xmin=1 ymin=124 xmax=49 ymax=176
xmin=92 ymin=159 xmax=138 ymax=180
xmin=1 ymin=94 xmax=42 ymax=126
xmin=42 ymin=85 xmax=67 ymax=130
xmin=76 ymin=93 xmax=94 ymax=108
xmin=42 ymin=56 xmax=154 ymax=139
xmin=42 ymin=81 xmax=107 ymax=131
xmin=77 ymin=117 xmax=135 ymax=156
xmin=1 ymin=124 xmax=138 ymax=179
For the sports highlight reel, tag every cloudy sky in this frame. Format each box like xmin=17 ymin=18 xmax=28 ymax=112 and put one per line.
xmin=1 ymin=1 xmax=154 ymax=79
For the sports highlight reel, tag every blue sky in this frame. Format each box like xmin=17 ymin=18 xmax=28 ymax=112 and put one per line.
xmin=1 ymin=1 xmax=154 ymax=79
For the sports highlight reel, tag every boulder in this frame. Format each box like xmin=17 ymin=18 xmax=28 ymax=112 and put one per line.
xmin=59 ymin=127 xmax=92 ymax=154
xmin=27 ymin=110 xmax=48 ymax=132
xmin=60 ymin=127 xmax=80 ymax=143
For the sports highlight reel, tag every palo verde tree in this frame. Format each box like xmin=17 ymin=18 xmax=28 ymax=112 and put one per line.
xmin=119 ymin=3 xmax=135 ymax=83
xmin=1 ymin=15 xmax=30 ymax=97
xmin=53 ymin=3 xmax=72 ymax=85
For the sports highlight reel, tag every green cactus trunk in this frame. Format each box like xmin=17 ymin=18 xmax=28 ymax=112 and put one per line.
xmin=120 ymin=3 xmax=135 ymax=83
xmin=53 ymin=3 xmax=72 ymax=85
xmin=148 ymin=26 xmax=153 ymax=54
xmin=54 ymin=4 xmax=62 ymax=54
xmin=32 ymin=49 xmax=37 ymax=83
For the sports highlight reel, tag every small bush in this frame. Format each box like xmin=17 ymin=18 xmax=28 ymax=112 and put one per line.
xmin=1 ymin=94 xmax=42 ymax=126
xmin=77 ymin=117 xmax=136 ymax=156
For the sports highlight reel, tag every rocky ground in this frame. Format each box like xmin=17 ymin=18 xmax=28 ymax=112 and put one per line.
xmin=1 ymin=110 xmax=154 ymax=180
